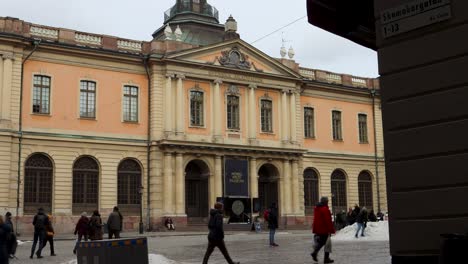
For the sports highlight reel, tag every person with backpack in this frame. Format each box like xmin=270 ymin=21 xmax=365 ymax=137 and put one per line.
xmin=0 ymin=215 xmax=12 ymax=264
xmin=202 ymin=202 xmax=239 ymax=264
xmin=311 ymin=197 xmax=335 ymax=263
xmin=4 ymin=212 xmax=16 ymax=259
xmin=42 ymin=214 xmax=56 ymax=256
xmin=89 ymin=210 xmax=103 ymax=241
xmin=73 ymin=212 xmax=89 ymax=254
xmin=267 ymin=203 xmax=279 ymax=247
xmin=30 ymin=208 xmax=49 ymax=259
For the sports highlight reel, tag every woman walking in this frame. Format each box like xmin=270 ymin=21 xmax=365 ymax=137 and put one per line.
xmin=0 ymin=215 xmax=12 ymax=264
xmin=43 ymin=214 xmax=56 ymax=256
xmin=73 ymin=212 xmax=89 ymax=254
xmin=89 ymin=210 xmax=103 ymax=241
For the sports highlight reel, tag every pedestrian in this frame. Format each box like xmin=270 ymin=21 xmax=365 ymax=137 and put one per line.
xmin=355 ymin=207 xmax=369 ymax=238
xmin=346 ymin=207 xmax=355 ymax=225
xmin=43 ymin=214 xmax=56 ymax=256
xmin=0 ymin=215 xmax=12 ymax=264
xmin=376 ymin=210 xmax=384 ymax=221
xmin=4 ymin=212 xmax=17 ymax=259
xmin=164 ymin=217 xmax=175 ymax=231
xmin=368 ymin=209 xmax=377 ymax=222
xmin=267 ymin=203 xmax=279 ymax=247
xmin=73 ymin=212 xmax=89 ymax=255
xmin=30 ymin=208 xmax=49 ymax=259
xmin=89 ymin=210 xmax=103 ymax=241
xmin=107 ymin=206 xmax=123 ymax=239
xmin=311 ymin=197 xmax=335 ymax=264
xmin=202 ymin=202 xmax=240 ymax=264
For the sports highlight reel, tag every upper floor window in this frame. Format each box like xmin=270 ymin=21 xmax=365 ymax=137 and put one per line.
xmin=190 ymin=91 xmax=204 ymax=127
xmin=358 ymin=114 xmax=368 ymax=143
xmin=227 ymin=95 xmax=240 ymax=130
xmin=261 ymin=99 xmax=273 ymax=133
xmin=332 ymin=110 xmax=342 ymax=140
xmin=80 ymin=81 xmax=96 ymax=118
xmin=304 ymin=107 xmax=315 ymax=138
xmin=123 ymin=86 xmax=138 ymax=122
xmin=32 ymin=75 xmax=51 ymax=114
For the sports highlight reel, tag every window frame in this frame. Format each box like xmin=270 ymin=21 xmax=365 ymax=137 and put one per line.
xmin=72 ymin=156 xmax=100 ymax=215
xmin=226 ymin=94 xmax=240 ymax=131
xmin=79 ymin=80 xmax=97 ymax=119
xmin=358 ymin=113 xmax=369 ymax=143
xmin=23 ymin=153 xmax=54 ymax=215
xmin=260 ymin=99 xmax=273 ymax=133
xmin=304 ymin=106 xmax=315 ymax=138
xmin=189 ymin=90 xmax=205 ymax=127
xmin=117 ymin=159 xmax=143 ymax=215
xmin=332 ymin=110 xmax=343 ymax=141
xmin=32 ymin=75 xmax=52 ymax=115
xmin=122 ymin=85 xmax=139 ymax=123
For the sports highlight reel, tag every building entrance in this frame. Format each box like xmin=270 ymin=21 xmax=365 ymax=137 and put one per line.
xmin=258 ymin=163 xmax=279 ymax=212
xmin=185 ymin=160 xmax=209 ymax=223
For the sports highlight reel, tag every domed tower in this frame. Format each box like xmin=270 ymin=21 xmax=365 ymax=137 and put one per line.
xmin=152 ymin=0 xmax=226 ymax=46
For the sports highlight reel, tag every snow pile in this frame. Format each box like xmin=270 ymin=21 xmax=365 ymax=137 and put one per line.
xmin=333 ymin=221 xmax=389 ymax=241
xmin=17 ymin=240 xmax=28 ymax=245
xmin=63 ymin=254 xmax=177 ymax=264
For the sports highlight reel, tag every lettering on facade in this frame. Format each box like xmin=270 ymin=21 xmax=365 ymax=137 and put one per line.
xmin=229 ymin=172 xmax=245 ymax=184
xmin=208 ymin=71 xmax=263 ymax=84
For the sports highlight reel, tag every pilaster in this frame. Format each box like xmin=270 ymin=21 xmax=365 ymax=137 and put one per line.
xmin=281 ymin=89 xmax=289 ymax=143
xmin=175 ymin=74 xmax=185 ymax=137
xmin=213 ymin=79 xmax=223 ymax=142
xmin=1 ymin=53 xmax=14 ymax=121
xmin=164 ymin=74 xmax=175 ymax=137
xmin=248 ymin=84 xmax=257 ymax=144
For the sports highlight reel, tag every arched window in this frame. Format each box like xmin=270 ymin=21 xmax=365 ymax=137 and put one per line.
xmin=118 ymin=159 xmax=142 ymax=215
xmin=24 ymin=153 xmax=53 ymax=214
xmin=331 ymin=170 xmax=347 ymax=213
xmin=304 ymin=168 xmax=319 ymax=215
xmin=73 ymin=156 xmax=99 ymax=215
xmin=358 ymin=171 xmax=373 ymax=210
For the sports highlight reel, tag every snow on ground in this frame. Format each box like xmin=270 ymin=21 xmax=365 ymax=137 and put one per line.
xmin=333 ymin=221 xmax=389 ymax=241
xmin=63 ymin=254 xmax=177 ymax=264
xmin=17 ymin=240 xmax=29 ymax=245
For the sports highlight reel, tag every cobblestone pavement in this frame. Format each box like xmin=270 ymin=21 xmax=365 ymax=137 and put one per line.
xmin=11 ymin=232 xmax=391 ymax=264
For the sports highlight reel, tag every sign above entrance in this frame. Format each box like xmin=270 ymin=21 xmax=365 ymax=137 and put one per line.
xmin=380 ymin=0 xmax=451 ymax=38
xmin=224 ymin=158 xmax=249 ymax=197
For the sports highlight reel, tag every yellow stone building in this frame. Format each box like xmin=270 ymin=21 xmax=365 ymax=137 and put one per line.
xmin=0 ymin=0 xmax=386 ymax=234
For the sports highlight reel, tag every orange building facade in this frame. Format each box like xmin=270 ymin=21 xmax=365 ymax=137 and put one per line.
xmin=0 ymin=0 xmax=386 ymax=234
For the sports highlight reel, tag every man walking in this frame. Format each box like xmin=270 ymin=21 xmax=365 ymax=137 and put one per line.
xmin=311 ymin=197 xmax=335 ymax=263
xmin=355 ymin=207 xmax=369 ymax=238
xmin=267 ymin=203 xmax=279 ymax=247
xmin=202 ymin=202 xmax=240 ymax=264
xmin=4 ymin=212 xmax=17 ymax=259
xmin=30 ymin=208 xmax=49 ymax=259
xmin=107 ymin=206 xmax=123 ymax=239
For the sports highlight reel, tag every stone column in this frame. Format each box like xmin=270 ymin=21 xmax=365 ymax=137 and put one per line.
xmin=0 ymin=55 xmax=4 ymax=113
xmin=248 ymin=84 xmax=257 ymax=141
xmin=175 ymin=74 xmax=186 ymax=135
xmin=175 ymin=153 xmax=185 ymax=215
xmin=283 ymin=159 xmax=292 ymax=215
xmin=289 ymin=91 xmax=297 ymax=143
xmin=213 ymin=79 xmax=222 ymax=141
xmin=214 ymin=155 xmax=223 ymax=200
xmin=163 ymin=152 xmax=174 ymax=215
xmin=164 ymin=74 xmax=174 ymax=135
xmin=1 ymin=54 xmax=13 ymax=120
xmin=281 ymin=89 xmax=289 ymax=142
xmin=250 ymin=157 xmax=258 ymax=198
xmin=291 ymin=159 xmax=300 ymax=215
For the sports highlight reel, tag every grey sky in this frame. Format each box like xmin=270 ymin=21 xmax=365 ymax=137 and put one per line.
xmin=2 ymin=0 xmax=379 ymax=77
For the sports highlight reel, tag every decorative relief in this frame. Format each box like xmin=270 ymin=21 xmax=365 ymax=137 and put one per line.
xmin=226 ymin=85 xmax=240 ymax=95
xmin=192 ymin=83 xmax=204 ymax=92
xmin=30 ymin=26 xmax=58 ymax=39
xmin=261 ymin=92 xmax=271 ymax=100
xmin=117 ymin=40 xmax=142 ymax=52
xmin=1 ymin=53 xmax=15 ymax=60
xmin=217 ymin=47 xmax=251 ymax=70
xmin=75 ymin=33 xmax=102 ymax=46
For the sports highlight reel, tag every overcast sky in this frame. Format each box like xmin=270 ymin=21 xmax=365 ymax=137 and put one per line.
xmin=2 ymin=0 xmax=379 ymax=77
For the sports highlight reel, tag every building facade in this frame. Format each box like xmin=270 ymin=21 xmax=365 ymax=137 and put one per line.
xmin=0 ymin=0 xmax=386 ymax=234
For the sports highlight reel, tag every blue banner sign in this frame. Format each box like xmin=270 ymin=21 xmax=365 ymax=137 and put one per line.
xmin=224 ymin=158 xmax=249 ymax=197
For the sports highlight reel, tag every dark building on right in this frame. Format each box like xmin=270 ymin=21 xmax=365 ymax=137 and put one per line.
xmin=307 ymin=0 xmax=468 ymax=263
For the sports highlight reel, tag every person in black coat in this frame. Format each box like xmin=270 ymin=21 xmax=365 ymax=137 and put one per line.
xmin=368 ymin=210 xmax=378 ymax=222
xmin=4 ymin=212 xmax=16 ymax=259
xmin=30 ymin=208 xmax=49 ymax=259
xmin=355 ymin=207 xmax=369 ymax=238
xmin=0 ymin=215 xmax=12 ymax=264
xmin=267 ymin=203 xmax=279 ymax=247
xmin=202 ymin=202 xmax=239 ymax=264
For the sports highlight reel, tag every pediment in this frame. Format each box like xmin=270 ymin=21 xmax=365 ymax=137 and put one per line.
xmin=165 ymin=39 xmax=301 ymax=78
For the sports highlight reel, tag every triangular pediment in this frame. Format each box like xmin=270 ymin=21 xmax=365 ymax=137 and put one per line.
xmin=165 ymin=39 xmax=301 ymax=78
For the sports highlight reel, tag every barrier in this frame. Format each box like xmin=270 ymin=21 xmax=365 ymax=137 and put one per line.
xmin=77 ymin=237 xmax=149 ymax=264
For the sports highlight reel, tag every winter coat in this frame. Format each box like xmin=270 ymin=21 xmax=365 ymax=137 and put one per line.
xmin=74 ymin=216 xmax=89 ymax=236
xmin=89 ymin=215 xmax=103 ymax=240
xmin=312 ymin=202 xmax=336 ymax=235
xmin=0 ymin=223 xmax=12 ymax=263
xmin=107 ymin=211 xmax=123 ymax=231
xmin=4 ymin=218 xmax=13 ymax=234
xmin=33 ymin=212 xmax=49 ymax=232
xmin=356 ymin=210 xmax=369 ymax=224
xmin=267 ymin=208 xmax=279 ymax=229
xmin=207 ymin=209 xmax=224 ymax=241
xmin=45 ymin=220 xmax=54 ymax=237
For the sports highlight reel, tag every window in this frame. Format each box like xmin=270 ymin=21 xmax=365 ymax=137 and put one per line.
xmin=123 ymin=86 xmax=138 ymax=122
xmin=190 ymin=91 xmax=204 ymax=126
xmin=331 ymin=170 xmax=347 ymax=213
xmin=304 ymin=168 xmax=319 ymax=215
xmin=304 ymin=107 xmax=315 ymax=138
xmin=24 ymin=153 xmax=53 ymax=214
xmin=32 ymin=75 xmax=51 ymax=114
xmin=332 ymin=110 xmax=342 ymax=140
xmin=80 ymin=81 xmax=96 ymax=118
xmin=358 ymin=171 xmax=373 ymax=210
xmin=227 ymin=95 xmax=240 ymax=130
xmin=118 ymin=159 xmax=142 ymax=215
xmin=358 ymin=114 xmax=368 ymax=143
xmin=261 ymin=99 xmax=273 ymax=132
xmin=73 ymin=156 xmax=99 ymax=215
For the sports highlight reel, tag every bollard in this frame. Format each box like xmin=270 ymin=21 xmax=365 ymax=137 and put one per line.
xmin=439 ymin=233 xmax=468 ymax=264
xmin=77 ymin=237 xmax=149 ymax=264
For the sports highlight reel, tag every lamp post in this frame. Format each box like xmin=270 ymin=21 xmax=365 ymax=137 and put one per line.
xmin=138 ymin=186 xmax=144 ymax=234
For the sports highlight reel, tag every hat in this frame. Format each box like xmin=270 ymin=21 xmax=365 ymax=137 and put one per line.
xmin=81 ymin=212 xmax=87 ymax=217
xmin=320 ymin=196 xmax=329 ymax=203
xmin=5 ymin=212 xmax=11 ymax=217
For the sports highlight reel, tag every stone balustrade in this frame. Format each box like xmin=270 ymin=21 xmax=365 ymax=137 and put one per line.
xmin=117 ymin=39 xmax=142 ymax=52
xmin=75 ymin=33 xmax=102 ymax=46
xmin=30 ymin=26 xmax=58 ymax=39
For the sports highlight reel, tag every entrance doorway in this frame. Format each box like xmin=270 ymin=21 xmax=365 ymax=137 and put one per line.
xmin=185 ymin=160 xmax=210 ymax=223
xmin=258 ymin=163 xmax=279 ymax=212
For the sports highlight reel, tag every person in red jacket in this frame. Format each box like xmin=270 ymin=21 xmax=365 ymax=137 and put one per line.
xmin=311 ymin=197 xmax=335 ymax=263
